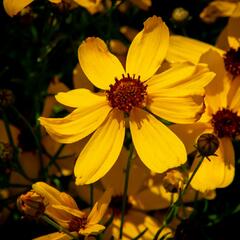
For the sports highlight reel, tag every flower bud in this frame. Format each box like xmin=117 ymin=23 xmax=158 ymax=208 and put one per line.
xmin=0 ymin=89 xmax=15 ymax=108
xmin=196 ymin=133 xmax=219 ymax=157
xmin=17 ymin=190 xmax=45 ymax=218
xmin=172 ymin=7 xmax=189 ymax=22
xmin=162 ymin=169 xmax=186 ymax=193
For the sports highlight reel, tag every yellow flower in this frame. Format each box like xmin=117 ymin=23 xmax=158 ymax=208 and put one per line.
xmin=39 ymin=16 xmax=215 ymax=185
xmin=3 ymin=0 xmax=102 ymax=17
xmin=170 ymin=49 xmax=239 ymax=192
xmin=200 ymin=0 xmax=240 ymax=23
xmin=32 ymin=181 xmax=112 ymax=239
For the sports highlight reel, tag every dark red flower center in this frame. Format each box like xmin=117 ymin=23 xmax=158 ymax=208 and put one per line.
xmin=69 ymin=216 xmax=87 ymax=232
xmin=109 ymin=195 xmax=132 ymax=216
xmin=106 ymin=74 xmax=147 ymax=113
xmin=211 ymin=108 xmax=240 ymax=138
xmin=224 ymin=47 xmax=240 ymax=77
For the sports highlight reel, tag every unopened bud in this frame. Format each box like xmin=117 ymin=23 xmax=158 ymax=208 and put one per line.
xmin=172 ymin=7 xmax=189 ymax=22
xmin=0 ymin=89 xmax=15 ymax=108
xmin=17 ymin=190 xmax=45 ymax=218
xmin=0 ymin=142 xmax=14 ymax=161
xmin=196 ymin=133 xmax=219 ymax=157
xmin=162 ymin=169 xmax=186 ymax=193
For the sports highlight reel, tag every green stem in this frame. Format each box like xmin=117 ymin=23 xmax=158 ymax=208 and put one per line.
xmin=119 ymin=144 xmax=134 ymax=239
xmin=41 ymin=215 xmax=78 ymax=240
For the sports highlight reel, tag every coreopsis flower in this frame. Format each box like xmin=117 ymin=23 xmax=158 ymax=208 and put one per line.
xmin=200 ymin=0 xmax=240 ymax=23
xmin=32 ymin=181 xmax=112 ymax=239
xmin=3 ymin=0 xmax=102 ymax=17
xmin=170 ymin=49 xmax=239 ymax=192
xmin=39 ymin=16 xmax=215 ymax=185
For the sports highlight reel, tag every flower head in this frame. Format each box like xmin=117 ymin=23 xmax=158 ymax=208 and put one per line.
xmin=32 ymin=181 xmax=112 ymax=238
xmin=40 ymin=16 xmax=215 ymax=185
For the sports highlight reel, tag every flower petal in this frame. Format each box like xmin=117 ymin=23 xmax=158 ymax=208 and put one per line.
xmin=74 ymin=109 xmax=125 ymax=185
xmin=33 ymin=232 xmax=71 ymax=240
xmin=169 ymin=123 xmax=210 ymax=153
xmin=79 ymin=224 xmax=105 ymax=235
xmin=3 ymin=0 xmax=33 ymax=17
xmin=147 ymin=62 xmax=215 ymax=91
xmin=130 ymin=108 xmax=187 ymax=173
xmin=228 ymin=75 xmax=240 ymax=112
xmin=190 ymin=138 xmax=235 ymax=192
xmin=55 ymin=89 xmax=105 ymax=108
xmin=101 ymin=148 xmax=150 ymax=196
xmin=126 ymin=16 xmax=169 ymax=81
xmin=199 ymin=49 xmax=231 ymax=112
xmin=78 ymin=37 xmax=125 ymax=90
xmin=167 ymin=35 xmax=224 ymax=64
xmin=87 ymin=188 xmax=113 ymax=225
xmin=52 ymin=205 xmax=85 ymax=218
xmin=147 ymin=88 xmax=205 ymax=124
xmin=39 ymin=96 xmax=111 ymax=144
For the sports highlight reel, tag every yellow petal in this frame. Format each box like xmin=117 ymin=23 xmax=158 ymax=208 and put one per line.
xmin=78 ymin=37 xmax=125 ymax=90
xmin=41 ymin=77 xmax=69 ymax=118
xmin=33 ymin=232 xmax=70 ymax=240
xmin=200 ymin=49 xmax=231 ymax=112
xmin=147 ymin=63 xmax=214 ymax=91
xmin=0 ymin=120 xmax=19 ymax=144
xmin=79 ymin=224 xmax=105 ymax=235
xmin=148 ymin=88 xmax=205 ymax=124
xmin=200 ymin=1 xmax=240 ymax=23
xmin=167 ymin=35 xmax=224 ymax=64
xmin=49 ymin=0 xmax=61 ymax=3
xmin=52 ymin=204 xmax=85 ymax=218
xmin=228 ymin=75 xmax=240 ymax=112
xmin=112 ymin=210 xmax=172 ymax=240
xmin=169 ymin=123 xmax=211 ymax=153
xmin=55 ymin=89 xmax=105 ymax=108
xmin=39 ymin=97 xmax=111 ymax=144
xmin=130 ymin=108 xmax=187 ymax=173
xmin=190 ymin=138 xmax=235 ymax=191
xmin=74 ymin=109 xmax=125 ymax=185
xmin=87 ymin=188 xmax=112 ymax=225
xmin=101 ymin=148 xmax=150 ymax=196
xmin=126 ymin=16 xmax=169 ymax=81
xmin=72 ymin=64 xmax=94 ymax=91
xmin=130 ymin=0 xmax=151 ymax=10
xmin=3 ymin=0 xmax=33 ymax=17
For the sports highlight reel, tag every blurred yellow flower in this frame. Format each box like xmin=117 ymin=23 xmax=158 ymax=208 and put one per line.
xmin=3 ymin=0 xmax=102 ymax=17
xmin=200 ymin=0 xmax=240 ymax=23
xmin=170 ymin=49 xmax=239 ymax=192
xmin=32 ymin=181 xmax=112 ymax=239
xmin=40 ymin=16 xmax=215 ymax=185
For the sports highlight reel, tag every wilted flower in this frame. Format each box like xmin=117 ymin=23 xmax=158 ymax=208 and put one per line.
xmin=17 ymin=190 xmax=45 ymax=218
xmin=40 ymin=16 xmax=215 ymax=185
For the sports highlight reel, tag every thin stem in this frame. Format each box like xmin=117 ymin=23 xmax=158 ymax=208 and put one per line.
xmin=40 ymin=215 xmax=78 ymax=240
xmin=119 ymin=144 xmax=134 ymax=239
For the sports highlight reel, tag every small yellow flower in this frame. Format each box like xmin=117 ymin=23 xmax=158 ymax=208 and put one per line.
xmin=40 ymin=16 xmax=215 ymax=185
xmin=32 ymin=181 xmax=112 ymax=239
xmin=200 ymin=0 xmax=240 ymax=23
